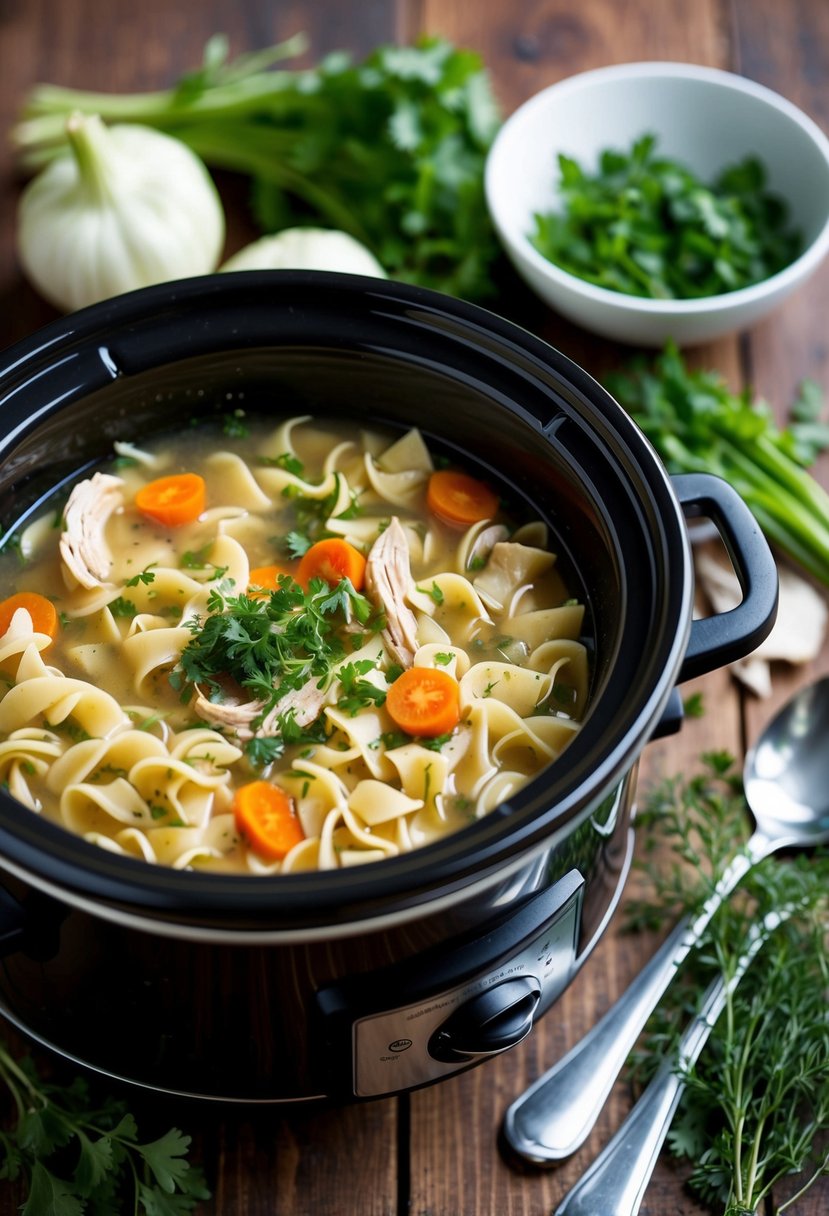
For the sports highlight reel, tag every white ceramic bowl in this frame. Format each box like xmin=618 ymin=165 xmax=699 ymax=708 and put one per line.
xmin=485 ymin=62 xmax=829 ymax=346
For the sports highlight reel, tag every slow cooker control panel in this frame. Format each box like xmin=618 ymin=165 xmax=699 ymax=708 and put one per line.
xmin=317 ymin=870 xmax=583 ymax=1098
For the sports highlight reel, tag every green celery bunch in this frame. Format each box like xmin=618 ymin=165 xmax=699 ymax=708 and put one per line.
xmin=13 ymin=34 xmax=503 ymax=301
xmin=606 ymin=343 xmax=829 ymax=586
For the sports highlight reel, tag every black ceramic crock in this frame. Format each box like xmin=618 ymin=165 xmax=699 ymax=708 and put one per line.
xmin=0 ymin=273 xmax=777 ymax=1101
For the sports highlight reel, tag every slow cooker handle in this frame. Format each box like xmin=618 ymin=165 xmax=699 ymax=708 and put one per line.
xmin=673 ymin=472 xmax=779 ymax=683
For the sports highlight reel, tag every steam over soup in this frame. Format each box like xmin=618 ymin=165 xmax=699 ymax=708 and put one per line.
xmin=0 ymin=416 xmax=589 ymax=874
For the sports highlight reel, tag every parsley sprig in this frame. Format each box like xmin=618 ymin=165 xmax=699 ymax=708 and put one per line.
xmin=627 ymin=753 xmax=829 ymax=1214
xmin=0 ymin=1042 xmax=209 ymax=1212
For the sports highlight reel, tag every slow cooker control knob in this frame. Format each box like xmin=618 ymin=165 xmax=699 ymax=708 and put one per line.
xmin=427 ymin=976 xmax=542 ymax=1063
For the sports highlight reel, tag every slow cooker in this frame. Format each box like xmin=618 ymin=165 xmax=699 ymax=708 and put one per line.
xmin=0 ymin=273 xmax=777 ymax=1102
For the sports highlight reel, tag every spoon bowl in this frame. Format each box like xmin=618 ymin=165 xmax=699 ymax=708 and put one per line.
xmin=744 ymin=675 xmax=829 ymax=841
xmin=502 ymin=675 xmax=829 ymax=1165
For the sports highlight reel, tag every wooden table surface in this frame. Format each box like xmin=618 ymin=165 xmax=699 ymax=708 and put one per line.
xmin=1 ymin=1 xmax=828 ymax=1214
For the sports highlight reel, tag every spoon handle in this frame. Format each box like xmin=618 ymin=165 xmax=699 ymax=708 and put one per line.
xmin=503 ymin=843 xmax=765 ymax=1163
xmin=552 ymin=908 xmax=788 ymax=1216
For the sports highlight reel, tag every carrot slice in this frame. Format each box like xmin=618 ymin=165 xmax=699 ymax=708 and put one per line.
xmin=248 ymin=564 xmax=293 ymax=596
xmin=426 ymin=469 xmax=500 ymax=527
xmin=233 ymin=780 xmax=304 ymax=861
xmin=135 ymin=473 xmax=206 ymax=528
xmin=297 ymin=538 xmax=367 ymax=591
xmin=0 ymin=592 xmax=58 ymax=642
xmin=385 ymin=667 xmax=461 ymax=737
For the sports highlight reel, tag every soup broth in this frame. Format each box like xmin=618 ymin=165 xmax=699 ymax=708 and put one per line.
xmin=0 ymin=415 xmax=589 ymax=874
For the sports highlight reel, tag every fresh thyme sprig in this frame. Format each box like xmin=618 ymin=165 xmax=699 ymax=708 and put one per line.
xmin=627 ymin=754 xmax=829 ymax=1215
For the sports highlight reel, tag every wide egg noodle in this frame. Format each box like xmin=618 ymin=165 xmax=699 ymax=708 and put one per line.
xmin=322 ymin=705 xmax=398 ymax=782
xmin=278 ymin=761 xmax=350 ymax=840
xmin=122 ymin=625 xmax=194 ymax=699
xmin=0 ymin=669 xmax=129 ymax=739
xmin=203 ymin=451 xmax=273 ymax=511
xmin=0 ymin=728 xmax=64 ymax=811
xmin=459 ymin=661 xmax=552 ymax=717
xmin=45 ymin=730 xmax=169 ymax=794
xmin=384 ymin=743 xmax=450 ymax=818
xmin=363 ymin=427 xmax=433 ymax=508
xmin=472 ymin=542 xmax=557 ymax=613
xmin=0 ymin=608 xmax=55 ymax=670
xmin=129 ymin=728 xmax=242 ymax=828
xmin=412 ymin=641 xmax=470 ymax=679
xmin=347 ymin=778 xmax=423 ymax=825
xmin=505 ymin=603 xmax=585 ymax=649
xmin=418 ymin=571 xmax=493 ymax=642
xmin=528 ymin=639 xmax=590 ymax=717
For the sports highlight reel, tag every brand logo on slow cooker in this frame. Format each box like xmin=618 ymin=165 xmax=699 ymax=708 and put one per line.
xmin=388 ymin=1039 xmax=413 ymax=1053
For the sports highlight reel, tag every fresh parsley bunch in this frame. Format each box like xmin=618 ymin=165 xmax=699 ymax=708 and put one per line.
xmin=627 ymin=753 xmax=829 ymax=1215
xmin=531 ymin=133 xmax=801 ymax=299
xmin=15 ymin=34 xmax=503 ymax=301
xmin=606 ymin=343 xmax=829 ymax=587
xmin=0 ymin=1042 xmax=209 ymax=1213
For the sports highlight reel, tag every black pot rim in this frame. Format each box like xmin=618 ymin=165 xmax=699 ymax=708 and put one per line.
xmin=0 ymin=271 xmax=693 ymax=930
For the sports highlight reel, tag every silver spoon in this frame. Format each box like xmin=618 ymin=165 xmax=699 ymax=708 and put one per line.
xmin=552 ymin=905 xmax=794 ymax=1216
xmin=503 ymin=676 xmax=829 ymax=1165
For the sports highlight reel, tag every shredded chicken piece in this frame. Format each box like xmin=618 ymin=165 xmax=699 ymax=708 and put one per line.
xmin=193 ymin=681 xmax=327 ymax=742
xmin=59 ymin=472 xmax=124 ymax=590
xmin=365 ymin=516 xmax=420 ymax=668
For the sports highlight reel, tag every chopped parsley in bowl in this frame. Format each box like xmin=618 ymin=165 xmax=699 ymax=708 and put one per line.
xmin=530 ymin=132 xmax=802 ymax=301
xmin=485 ymin=62 xmax=829 ymax=346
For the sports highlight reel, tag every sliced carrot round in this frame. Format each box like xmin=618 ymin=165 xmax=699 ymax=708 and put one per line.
xmin=233 ymin=780 xmax=304 ymax=861
xmin=385 ymin=667 xmax=461 ymax=738
xmin=248 ymin=564 xmax=293 ymax=596
xmin=297 ymin=538 xmax=367 ymax=591
xmin=0 ymin=592 xmax=58 ymax=642
xmin=135 ymin=473 xmax=206 ymax=528
xmin=426 ymin=469 xmax=500 ymax=527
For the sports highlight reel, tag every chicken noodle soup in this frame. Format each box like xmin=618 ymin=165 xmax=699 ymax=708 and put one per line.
xmin=0 ymin=416 xmax=589 ymax=874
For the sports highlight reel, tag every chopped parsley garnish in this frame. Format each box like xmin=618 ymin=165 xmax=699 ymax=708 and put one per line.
xmin=109 ymin=596 xmax=137 ymax=619
xmin=418 ymin=580 xmax=444 ymax=605
xmin=336 ymin=659 xmax=388 ymax=716
xmin=531 ymin=133 xmax=802 ymax=300
xmin=179 ymin=545 xmax=229 ymax=578
xmin=223 ymin=409 xmax=249 ymax=437
xmin=171 ymin=575 xmax=378 ymax=731
xmin=124 ymin=563 xmax=157 ymax=587
xmin=261 ymin=451 xmax=305 ymax=477
xmin=283 ymin=530 xmax=313 ymax=558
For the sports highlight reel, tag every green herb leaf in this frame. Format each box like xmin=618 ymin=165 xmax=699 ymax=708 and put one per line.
xmin=336 ymin=659 xmax=387 ymax=716
xmin=23 ymin=1162 xmax=84 ymax=1216
xmin=124 ymin=564 xmax=157 ymax=588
